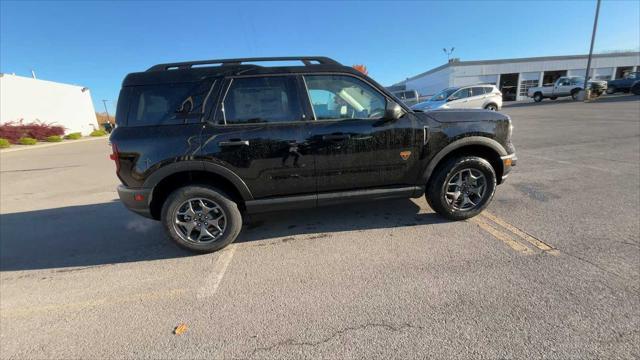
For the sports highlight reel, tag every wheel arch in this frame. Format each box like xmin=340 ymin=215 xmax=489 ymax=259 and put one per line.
xmin=422 ymin=137 xmax=507 ymax=187
xmin=145 ymin=161 xmax=253 ymax=220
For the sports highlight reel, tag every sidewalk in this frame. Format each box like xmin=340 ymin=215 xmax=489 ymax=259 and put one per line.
xmin=0 ymin=136 xmax=108 ymax=154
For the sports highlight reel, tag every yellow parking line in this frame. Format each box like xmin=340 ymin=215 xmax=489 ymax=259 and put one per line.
xmin=470 ymin=217 xmax=532 ymax=254
xmin=481 ymin=211 xmax=557 ymax=254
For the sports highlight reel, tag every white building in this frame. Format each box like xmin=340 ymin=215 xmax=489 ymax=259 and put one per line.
xmin=0 ymin=73 xmax=98 ymax=135
xmin=391 ymin=52 xmax=640 ymax=101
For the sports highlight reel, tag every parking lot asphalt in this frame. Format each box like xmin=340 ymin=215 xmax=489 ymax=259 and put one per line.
xmin=1 ymin=95 xmax=639 ymax=359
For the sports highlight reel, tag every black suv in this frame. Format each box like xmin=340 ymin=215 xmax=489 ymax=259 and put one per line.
xmin=111 ymin=56 xmax=517 ymax=252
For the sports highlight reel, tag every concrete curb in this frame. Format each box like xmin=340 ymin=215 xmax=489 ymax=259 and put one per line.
xmin=0 ymin=136 xmax=108 ymax=154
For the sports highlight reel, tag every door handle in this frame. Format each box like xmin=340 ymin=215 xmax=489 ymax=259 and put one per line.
xmin=218 ymin=140 xmax=249 ymax=146
xmin=322 ymin=134 xmax=351 ymax=141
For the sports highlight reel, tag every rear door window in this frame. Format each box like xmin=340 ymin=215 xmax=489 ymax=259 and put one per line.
xmin=471 ymin=87 xmax=486 ymax=96
xmin=127 ymin=81 xmax=213 ymax=126
xmin=222 ymin=76 xmax=302 ymax=124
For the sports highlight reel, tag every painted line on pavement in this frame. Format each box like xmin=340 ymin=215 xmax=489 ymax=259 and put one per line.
xmin=481 ymin=211 xmax=557 ymax=253
xmin=197 ymin=245 xmax=237 ymax=298
xmin=471 ymin=216 xmax=532 ymax=254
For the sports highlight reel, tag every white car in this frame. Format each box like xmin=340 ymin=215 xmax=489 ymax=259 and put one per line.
xmin=412 ymin=85 xmax=503 ymax=111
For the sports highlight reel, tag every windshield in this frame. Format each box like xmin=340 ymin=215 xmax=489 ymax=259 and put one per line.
xmin=430 ymin=88 xmax=458 ymax=101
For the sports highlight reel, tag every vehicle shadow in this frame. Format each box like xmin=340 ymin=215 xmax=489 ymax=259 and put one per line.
xmin=0 ymin=198 xmax=446 ymax=271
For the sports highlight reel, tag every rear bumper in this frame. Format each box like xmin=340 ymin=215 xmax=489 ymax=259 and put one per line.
xmin=117 ymin=185 xmax=153 ymax=219
xmin=500 ymin=153 xmax=517 ymax=182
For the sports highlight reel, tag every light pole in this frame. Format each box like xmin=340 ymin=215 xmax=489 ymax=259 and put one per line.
xmin=443 ymin=47 xmax=455 ymax=62
xmin=102 ymin=99 xmax=111 ymax=123
xmin=584 ymin=0 xmax=601 ymax=101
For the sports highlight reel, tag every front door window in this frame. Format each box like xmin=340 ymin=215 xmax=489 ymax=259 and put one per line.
xmin=304 ymin=75 xmax=386 ymax=120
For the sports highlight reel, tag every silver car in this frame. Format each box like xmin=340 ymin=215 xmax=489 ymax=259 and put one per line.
xmin=412 ymin=85 xmax=503 ymax=111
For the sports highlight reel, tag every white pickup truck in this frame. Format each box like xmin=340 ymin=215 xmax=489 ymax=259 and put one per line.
xmin=527 ymin=76 xmax=607 ymax=102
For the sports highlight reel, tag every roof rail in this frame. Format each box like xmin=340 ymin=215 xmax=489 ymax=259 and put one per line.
xmin=147 ymin=56 xmax=341 ymax=71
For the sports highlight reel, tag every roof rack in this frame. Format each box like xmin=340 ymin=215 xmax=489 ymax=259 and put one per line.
xmin=147 ymin=56 xmax=341 ymax=71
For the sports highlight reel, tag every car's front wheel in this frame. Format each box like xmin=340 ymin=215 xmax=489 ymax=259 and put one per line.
xmin=484 ymin=103 xmax=498 ymax=111
xmin=426 ymin=156 xmax=497 ymax=221
xmin=606 ymin=86 xmax=616 ymax=94
xmin=161 ymin=185 xmax=242 ymax=253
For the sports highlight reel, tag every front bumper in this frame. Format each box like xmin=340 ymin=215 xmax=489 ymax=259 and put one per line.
xmin=500 ymin=153 xmax=517 ymax=182
xmin=117 ymin=185 xmax=153 ymax=219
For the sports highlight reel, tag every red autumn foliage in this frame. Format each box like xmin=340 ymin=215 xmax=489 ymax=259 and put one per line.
xmin=352 ymin=64 xmax=368 ymax=75
xmin=0 ymin=120 xmax=65 ymax=143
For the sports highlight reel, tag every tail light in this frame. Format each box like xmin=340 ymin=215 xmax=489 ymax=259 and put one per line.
xmin=110 ymin=143 xmax=120 ymax=172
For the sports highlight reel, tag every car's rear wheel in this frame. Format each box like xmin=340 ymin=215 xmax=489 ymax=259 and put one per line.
xmin=426 ymin=156 xmax=497 ymax=221
xmin=606 ymin=86 xmax=616 ymax=94
xmin=550 ymin=97 xmax=557 ymax=100
xmin=533 ymin=93 xmax=543 ymax=102
xmin=161 ymin=185 xmax=242 ymax=253
xmin=571 ymin=89 xmax=580 ymax=100
xmin=484 ymin=103 xmax=498 ymax=111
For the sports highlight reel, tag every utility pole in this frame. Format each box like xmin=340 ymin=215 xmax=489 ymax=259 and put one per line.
xmin=102 ymin=99 xmax=111 ymax=123
xmin=584 ymin=0 xmax=601 ymax=101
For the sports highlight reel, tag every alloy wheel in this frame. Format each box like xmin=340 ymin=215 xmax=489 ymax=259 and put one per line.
xmin=444 ymin=168 xmax=487 ymax=211
xmin=173 ymin=198 xmax=226 ymax=244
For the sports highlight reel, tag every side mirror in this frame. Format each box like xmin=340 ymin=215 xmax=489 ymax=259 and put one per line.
xmin=447 ymin=96 xmax=457 ymax=102
xmin=384 ymin=102 xmax=404 ymax=120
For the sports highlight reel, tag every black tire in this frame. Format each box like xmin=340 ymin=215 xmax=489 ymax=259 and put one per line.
xmin=606 ymin=86 xmax=616 ymax=95
xmin=426 ymin=156 xmax=497 ymax=221
xmin=484 ymin=103 xmax=498 ymax=111
xmin=161 ymin=185 xmax=242 ymax=253
xmin=533 ymin=93 xmax=543 ymax=102
xmin=550 ymin=97 xmax=558 ymax=100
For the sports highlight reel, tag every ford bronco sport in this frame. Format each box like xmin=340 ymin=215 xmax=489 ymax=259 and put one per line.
xmin=111 ymin=56 xmax=517 ymax=253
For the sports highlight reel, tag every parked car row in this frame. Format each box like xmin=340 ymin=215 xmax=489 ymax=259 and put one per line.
xmin=399 ymin=72 xmax=638 ymax=110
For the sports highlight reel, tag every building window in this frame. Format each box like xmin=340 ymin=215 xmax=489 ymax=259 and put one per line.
xmin=519 ymin=80 xmax=539 ymax=97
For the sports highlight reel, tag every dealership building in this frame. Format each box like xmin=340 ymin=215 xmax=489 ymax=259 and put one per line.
xmin=0 ymin=73 xmax=98 ymax=135
xmin=390 ymin=51 xmax=640 ymax=101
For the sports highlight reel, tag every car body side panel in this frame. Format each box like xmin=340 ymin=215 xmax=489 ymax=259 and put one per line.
xmin=110 ymin=124 xmax=202 ymax=188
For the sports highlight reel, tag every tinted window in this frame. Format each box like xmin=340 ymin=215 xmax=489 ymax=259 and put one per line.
xmin=223 ymin=76 xmax=302 ymax=124
xmin=127 ymin=81 xmax=212 ymax=126
xmin=304 ymin=75 xmax=386 ymax=120
xmin=451 ymin=88 xmax=470 ymax=100
xmin=471 ymin=87 xmax=486 ymax=96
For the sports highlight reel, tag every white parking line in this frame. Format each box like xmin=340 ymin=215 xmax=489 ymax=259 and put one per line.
xmin=197 ymin=245 xmax=237 ymax=298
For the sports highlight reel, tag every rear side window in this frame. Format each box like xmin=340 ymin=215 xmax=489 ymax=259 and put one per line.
xmin=471 ymin=87 xmax=486 ymax=96
xmin=222 ymin=76 xmax=302 ymax=124
xmin=127 ymin=81 xmax=212 ymax=126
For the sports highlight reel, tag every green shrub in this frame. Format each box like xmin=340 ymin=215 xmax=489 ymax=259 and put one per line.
xmin=18 ymin=137 xmax=37 ymax=145
xmin=45 ymin=135 xmax=63 ymax=142
xmin=0 ymin=138 xmax=10 ymax=148
xmin=90 ymin=129 xmax=107 ymax=137
xmin=64 ymin=132 xmax=82 ymax=140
